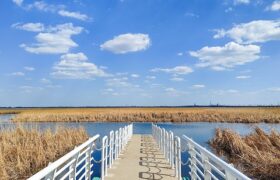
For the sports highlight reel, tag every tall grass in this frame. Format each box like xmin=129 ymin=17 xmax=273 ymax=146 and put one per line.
xmin=210 ymin=127 xmax=280 ymax=180
xmin=0 ymin=125 xmax=88 ymax=180
xmin=9 ymin=107 xmax=280 ymax=123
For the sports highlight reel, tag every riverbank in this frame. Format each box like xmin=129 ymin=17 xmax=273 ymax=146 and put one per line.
xmin=210 ymin=127 xmax=280 ymax=180
xmin=3 ymin=107 xmax=280 ymax=123
xmin=0 ymin=125 xmax=88 ymax=180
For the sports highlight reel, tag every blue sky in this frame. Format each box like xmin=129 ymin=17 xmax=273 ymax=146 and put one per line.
xmin=0 ymin=0 xmax=280 ymax=106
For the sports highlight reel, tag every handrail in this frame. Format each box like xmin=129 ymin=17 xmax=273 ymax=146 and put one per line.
xmin=28 ymin=134 xmax=100 ymax=180
xmin=152 ymin=123 xmax=251 ymax=180
xmin=182 ymin=135 xmax=251 ymax=180
xmin=28 ymin=124 xmax=133 ymax=180
xmin=100 ymin=124 xmax=133 ymax=180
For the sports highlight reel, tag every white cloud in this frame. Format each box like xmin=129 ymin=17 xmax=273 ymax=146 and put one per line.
xmin=151 ymin=66 xmax=193 ymax=75
xmin=177 ymin=52 xmax=183 ymax=56
xmin=106 ymin=77 xmax=130 ymax=87
xmin=146 ymin=76 xmax=156 ymax=80
xmin=58 ymin=10 xmax=90 ymax=21
xmin=266 ymin=1 xmax=280 ymax=11
xmin=165 ymin=87 xmax=188 ymax=96
xmin=10 ymin=72 xmax=25 ymax=76
xmin=184 ymin=12 xmax=199 ymax=18
xmin=26 ymin=1 xmax=64 ymax=12
xmin=24 ymin=66 xmax=35 ymax=71
xmin=12 ymin=23 xmax=45 ymax=32
xmin=51 ymin=52 xmax=107 ymax=79
xmin=268 ymin=87 xmax=280 ymax=92
xmin=214 ymin=20 xmax=280 ymax=44
xmin=234 ymin=0 xmax=250 ymax=5
xmin=227 ymin=89 xmax=239 ymax=93
xmin=131 ymin=74 xmax=140 ymax=78
xmin=40 ymin=78 xmax=51 ymax=84
xmin=20 ymin=23 xmax=83 ymax=54
xmin=170 ymin=77 xmax=184 ymax=82
xmin=190 ymin=42 xmax=260 ymax=71
xmin=165 ymin=88 xmax=176 ymax=92
xmin=236 ymin=75 xmax=251 ymax=79
xmin=100 ymin=33 xmax=151 ymax=54
xmin=12 ymin=0 xmax=23 ymax=6
xmin=192 ymin=84 xmax=205 ymax=88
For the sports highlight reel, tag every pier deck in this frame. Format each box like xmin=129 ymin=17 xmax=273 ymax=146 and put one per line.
xmin=105 ymin=135 xmax=176 ymax=180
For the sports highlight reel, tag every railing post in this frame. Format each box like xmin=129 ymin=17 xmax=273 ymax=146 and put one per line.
xmin=188 ymin=141 xmax=196 ymax=180
xmin=109 ymin=131 xmax=114 ymax=168
xmin=163 ymin=128 xmax=166 ymax=156
xmin=86 ymin=142 xmax=94 ymax=179
xmin=225 ymin=168 xmax=236 ymax=180
xmin=175 ymin=136 xmax=181 ymax=180
xmin=201 ymin=152 xmax=211 ymax=180
xmin=165 ymin=130 xmax=169 ymax=161
xmin=115 ymin=130 xmax=118 ymax=160
xmin=169 ymin=131 xmax=174 ymax=168
xmin=101 ymin=136 xmax=108 ymax=180
xmin=69 ymin=150 xmax=79 ymax=179
xmin=119 ymin=128 xmax=122 ymax=154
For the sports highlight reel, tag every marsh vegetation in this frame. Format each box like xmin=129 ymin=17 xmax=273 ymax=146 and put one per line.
xmin=210 ymin=127 xmax=280 ymax=180
xmin=3 ymin=107 xmax=280 ymax=123
xmin=0 ymin=125 xmax=88 ymax=180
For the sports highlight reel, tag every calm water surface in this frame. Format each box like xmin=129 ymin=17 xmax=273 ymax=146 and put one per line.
xmin=1 ymin=114 xmax=280 ymax=147
xmin=1 ymin=114 xmax=280 ymax=178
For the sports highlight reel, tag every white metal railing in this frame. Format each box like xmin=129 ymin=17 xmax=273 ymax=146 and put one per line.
xmin=100 ymin=124 xmax=133 ymax=180
xmin=182 ymin=135 xmax=251 ymax=180
xmin=152 ymin=123 xmax=180 ymax=179
xmin=28 ymin=134 xmax=100 ymax=180
xmin=28 ymin=124 xmax=133 ymax=180
xmin=152 ymin=123 xmax=251 ymax=180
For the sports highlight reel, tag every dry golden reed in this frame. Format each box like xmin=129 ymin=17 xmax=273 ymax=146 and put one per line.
xmin=210 ymin=127 xmax=280 ymax=180
xmin=0 ymin=125 xmax=88 ymax=180
xmin=7 ymin=107 xmax=280 ymax=123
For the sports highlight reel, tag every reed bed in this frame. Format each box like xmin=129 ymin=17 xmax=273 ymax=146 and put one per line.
xmin=0 ymin=125 xmax=88 ymax=180
xmin=9 ymin=107 xmax=280 ymax=123
xmin=210 ymin=127 xmax=280 ymax=180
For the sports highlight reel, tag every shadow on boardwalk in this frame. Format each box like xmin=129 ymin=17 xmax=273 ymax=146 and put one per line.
xmin=139 ymin=136 xmax=176 ymax=180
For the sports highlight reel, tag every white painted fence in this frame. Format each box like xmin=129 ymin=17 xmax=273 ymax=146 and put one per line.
xmin=28 ymin=135 xmax=100 ymax=180
xmin=28 ymin=124 xmax=133 ymax=180
xmin=152 ymin=123 xmax=251 ymax=180
xmin=100 ymin=124 xmax=133 ymax=180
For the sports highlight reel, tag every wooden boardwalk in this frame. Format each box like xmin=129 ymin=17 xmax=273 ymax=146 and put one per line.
xmin=105 ymin=135 xmax=176 ymax=180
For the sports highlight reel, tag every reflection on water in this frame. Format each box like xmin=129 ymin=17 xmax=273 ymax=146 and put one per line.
xmin=1 ymin=114 xmax=280 ymax=147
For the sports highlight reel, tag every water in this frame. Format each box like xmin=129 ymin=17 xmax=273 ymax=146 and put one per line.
xmin=2 ymin=114 xmax=280 ymax=178
xmin=2 ymin=114 xmax=280 ymax=148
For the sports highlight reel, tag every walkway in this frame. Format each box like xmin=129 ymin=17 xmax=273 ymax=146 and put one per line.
xmin=105 ymin=135 xmax=176 ymax=180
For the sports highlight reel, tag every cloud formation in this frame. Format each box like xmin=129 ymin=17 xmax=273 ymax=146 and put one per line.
xmin=151 ymin=66 xmax=193 ymax=75
xmin=214 ymin=20 xmax=280 ymax=44
xmin=266 ymin=1 xmax=280 ymax=11
xmin=19 ymin=23 xmax=83 ymax=54
xmin=233 ymin=0 xmax=250 ymax=5
xmin=236 ymin=75 xmax=251 ymax=79
xmin=192 ymin=84 xmax=205 ymax=88
xmin=58 ymin=10 xmax=90 ymax=21
xmin=51 ymin=53 xmax=107 ymax=79
xmin=100 ymin=33 xmax=150 ymax=54
xmin=12 ymin=23 xmax=45 ymax=32
xmin=12 ymin=0 xmax=23 ymax=6
xmin=190 ymin=42 xmax=260 ymax=71
xmin=24 ymin=66 xmax=35 ymax=71
xmin=26 ymin=1 xmax=64 ymax=12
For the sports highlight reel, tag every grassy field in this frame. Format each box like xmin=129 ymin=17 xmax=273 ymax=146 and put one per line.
xmin=1 ymin=107 xmax=280 ymax=123
xmin=0 ymin=125 xmax=88 ymax=180
xmin=210 ymin=127 xmax=280 ymax=180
